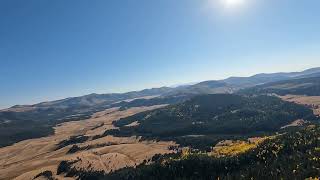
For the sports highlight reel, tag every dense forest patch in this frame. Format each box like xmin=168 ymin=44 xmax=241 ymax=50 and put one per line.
xmin=104 ymin=94 xmax=318 ymax=150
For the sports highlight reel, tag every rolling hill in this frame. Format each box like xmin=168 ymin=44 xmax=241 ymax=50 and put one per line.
xmin=223 ymin=67 xmax=320 ymax=88
xmin=0 ymin=87 xmax=174 ymax=147
xmin=105 ymin=94 xmax=318 ymax=150
xmin=241 ymin=76 xmax=320 ymax=96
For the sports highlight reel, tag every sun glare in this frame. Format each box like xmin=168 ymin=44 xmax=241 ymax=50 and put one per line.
xmin=223 ymin=0 xmax=244 ymax=7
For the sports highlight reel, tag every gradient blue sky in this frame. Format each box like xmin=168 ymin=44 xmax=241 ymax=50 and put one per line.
xmin=1 ymin=0 xmax=320 ymax=108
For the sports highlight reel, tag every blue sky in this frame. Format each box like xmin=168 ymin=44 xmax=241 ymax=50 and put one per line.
xmin=1 ymin=0 xmax=320 ymax=108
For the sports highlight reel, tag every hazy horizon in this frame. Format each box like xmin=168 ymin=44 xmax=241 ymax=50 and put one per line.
xmin=1 ymin=0 xmax=320 ymax=108
xmin=1 ymin=66 xmax=320 ymax=109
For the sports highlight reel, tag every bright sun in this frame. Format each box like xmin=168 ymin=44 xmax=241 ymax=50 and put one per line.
xmin=223 ymin=0 xmax=244 ymax=7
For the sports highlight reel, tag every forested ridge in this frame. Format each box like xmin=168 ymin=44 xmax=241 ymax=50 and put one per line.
xmin=105 ymin=94 xmax=317 ymax=150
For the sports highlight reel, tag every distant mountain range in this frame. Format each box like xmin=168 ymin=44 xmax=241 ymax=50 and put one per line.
xmin=5 ymin=67 xmax=320 ymax=112
xmin=222 ymin=67 xmax=320 ymax=88
xmin=7 ymin=87 xmax=172 ymax=112
xmin=241 ymin=76 xmax=320 ymax=96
